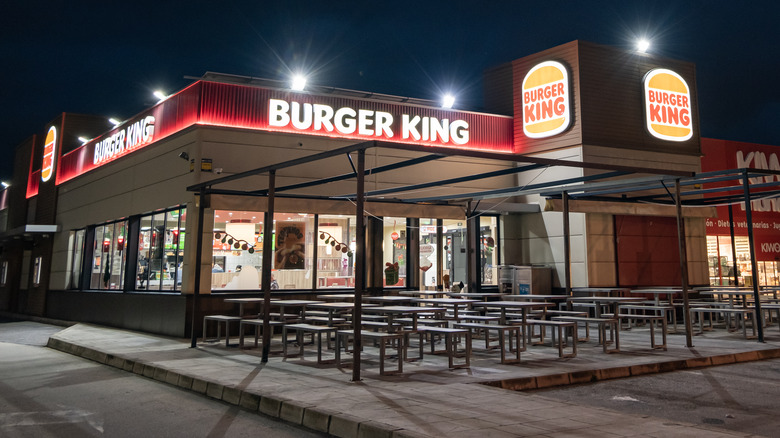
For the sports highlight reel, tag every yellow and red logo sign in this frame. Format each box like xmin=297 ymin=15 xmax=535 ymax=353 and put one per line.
xmin=41 ymin=126 xmax=57 ymax=182
xmin=522 ymin=61 xmax=570 ymax=138
xmin=644 ymin=69 xmax=692 ymax=141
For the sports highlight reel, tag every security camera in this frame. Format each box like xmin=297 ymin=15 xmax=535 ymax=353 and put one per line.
xmin=298 ymin=142 xmax=303 ymax=147
xmin=178 ymin=152 xmax=189 ymax=161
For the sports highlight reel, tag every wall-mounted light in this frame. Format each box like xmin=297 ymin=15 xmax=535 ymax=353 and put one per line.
xmin=78 ymin=136 xmax=91 ymax=144
xmin=1 ymin=181 xmax=9 ymax=189
xmin=108 ymin=117 xmax=122 ymax=127
xmin=178 ymin=152 xmax=190 ymax=161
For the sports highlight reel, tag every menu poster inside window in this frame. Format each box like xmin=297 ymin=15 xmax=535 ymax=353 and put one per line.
xmin=275 ymin=221 xmax=306 ymax=269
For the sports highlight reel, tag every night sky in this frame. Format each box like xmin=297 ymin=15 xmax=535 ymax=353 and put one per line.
xmin=1 ymin=1 xmax=778 ymax=182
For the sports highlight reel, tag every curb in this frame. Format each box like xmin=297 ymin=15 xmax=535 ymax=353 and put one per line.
xmin=46 ymin=337 xmax=431 ymax=438
xmin=481 ymin=348 xmax=780 ymax=391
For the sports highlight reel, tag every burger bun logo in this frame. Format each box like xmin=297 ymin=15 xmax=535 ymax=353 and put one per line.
xmin=522 ymin=61 xmax=570 ymax=138
xmin=41 ymin=126 xmax=57 ymax=182
xmin=644 ymin=68 xmax=693 ymax=141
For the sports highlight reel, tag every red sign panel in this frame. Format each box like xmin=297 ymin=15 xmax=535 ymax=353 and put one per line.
xmin=49 ymin=81 xmax=514 ymax=187
xmin=702 ymin=138 xmax=780 ymax=259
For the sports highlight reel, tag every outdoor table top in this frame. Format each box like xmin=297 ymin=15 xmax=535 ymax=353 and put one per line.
xmin=308 ymin=302 xmax=378 ymax=310
xmin=412 ymin=298 xmax=480 ymax=305
xmin=568 ymin=296 xmax=645 ymax=303
xmin=362 ymin=296 xmax=417 ymax=303
xmin=502 ymin=294 xmax=567 ymax=301
xmin=224 ymin=297 xmax=278 ymax=316
xmin=630 ymin=289 xmax=683 ymax=294
xmin=315 ymin=294 xmax=355 ymax=301
xmin=362 ymin=305 xmax=446 ymax=314
xmin=443 ymin=292 xmax=508 ymax=300
xmin=272 ymin=299 xmax=325 ymax=306
xmin=471 ymin=301 xmax=556 ymax=309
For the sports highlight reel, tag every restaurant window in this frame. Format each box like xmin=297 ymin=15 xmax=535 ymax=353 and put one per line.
xmin=480 ymin=215 xmax=499 ymax=286
xmin=382 ymin=217 xmax=407 ymax=287
xmin=90 ymin=220 xmax=128 ymax=290
xmin=443 ymin=219 xmax=468 ymax=289
xmin=212 ymin=210 xmax=265 ymax=290
xmin=419 ymin=218 xmax=439 ymax=289
xmin=33 ymin=256 xmax=42 ymax=287
xmin=316 ymin=214 xmax=354 ymax=289
xmin=69 ymin=229 xmax=85 ymax=289
xmin=137 ymin=207 xmax=186 ymax=291
xmin=1 ymin=260 xmax=7 ymax=286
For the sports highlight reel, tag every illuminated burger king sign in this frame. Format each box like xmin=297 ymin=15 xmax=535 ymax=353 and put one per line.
xmin=41 ymin=126 xmax=57 ymax=182
xmin=522 ymin=61 xmax=570 ymax=138
xmin=643 ymin=68 xmax=693 ymax=142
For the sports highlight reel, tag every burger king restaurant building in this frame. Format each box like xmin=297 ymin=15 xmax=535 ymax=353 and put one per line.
xmin=0 ymin=40 xmax=776 ymax=337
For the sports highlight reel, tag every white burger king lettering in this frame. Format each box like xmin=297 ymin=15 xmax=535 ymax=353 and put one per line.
xmin=268 ymin=99 xmax=470 ymax=145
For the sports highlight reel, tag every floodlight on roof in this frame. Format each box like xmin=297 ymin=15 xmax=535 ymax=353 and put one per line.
xmin=153 ymin=90 xmax=168 ymax=102
xmin=78 ymin=136 xmax=90 ymax=144
xmin=290 ymin=74 xmax=307 ymax=91
xmin=637 ymin=39 xmax=651 ymax=53
xmin=442 ymin=94 xmax=456 ymax=109
xmin=108 ymin=117 xmax=121 ymax=127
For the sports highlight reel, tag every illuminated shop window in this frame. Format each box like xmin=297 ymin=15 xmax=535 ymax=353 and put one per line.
xmin=382 ymin=217 xmax=407 ymax=288
xmin=480 ymin=216 xmax=499 ymax=286
xmin=1 ymin=260 xmax=7 ymax=286
xmin=316 ymin=214 xmax=355 ymax=290
xmin=33 ymin=257 xmax=42 ymax=287
xmin=90 ymin=221 xmax=128 ymax=290
xmin=137 ymin=207 xmax=186 ymax=292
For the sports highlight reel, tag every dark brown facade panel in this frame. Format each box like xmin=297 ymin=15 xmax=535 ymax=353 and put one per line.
xmin=483 ymin=63 xmax=514 ymax=116
xmin=577 ymin=41 xmax=700 ymax=156
xmin=8 ymin=137 xmax=34 ymax=229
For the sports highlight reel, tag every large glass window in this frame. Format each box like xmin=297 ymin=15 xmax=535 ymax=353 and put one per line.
xmin=212 ymin=210 xmax=265 ymax=290
xmin=443 ymin=219 xmax=467 ymax=288
xmin=316 ymin=214 xmax=354 ymax=289
xmin=480 ymin=216 xmax=499 ymax=286
xmin=137 ymin=207 xmax=186 ymax=291
xmin=90 ymin=221 xmax=128 ymax=290
xmin=419 ymin=218 xmax=439 ymax=289
xmin=705 ymin=235 xmax=780 ymax=286
xmin=382 ymin=217 xmax=407 ymax=287
xmin=69 ymin=229 xmax=85 ymax=289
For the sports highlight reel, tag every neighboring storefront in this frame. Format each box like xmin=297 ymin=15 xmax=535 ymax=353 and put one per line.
xmin=702 ymin=138 xmax=780 ymax=287
xmin=1 ymin=40 xmax=744 ymax=337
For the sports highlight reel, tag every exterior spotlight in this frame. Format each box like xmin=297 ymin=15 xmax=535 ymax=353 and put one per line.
xmin=637 ymin=39 xmax=650 ymax=53
xmin=442 ymin=94 xmax=455 ymax=109
xmin=1 ymin=181 xmax=9 ymax=188
xmin=153 ymin=90 xmax=168 ymax=102
xmin=291 ymin=74 xmax=307 ymax=91
xmin=78 ymin=136 xmax=90 ymax=144
xmin=178 ymin=151 xmax=190 ymax=161
xmin=108 ymin=117 xmax=122 ymax=127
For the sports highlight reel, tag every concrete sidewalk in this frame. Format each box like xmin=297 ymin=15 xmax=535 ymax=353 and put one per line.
xmin=43 ymin=321 xmax=780 ymax=437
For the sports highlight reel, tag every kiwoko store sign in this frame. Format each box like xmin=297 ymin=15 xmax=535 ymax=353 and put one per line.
xmin=702 ymin=139 xmax=780 ymax=259
xmin=54 ymin=81 xmax=513 ymax=185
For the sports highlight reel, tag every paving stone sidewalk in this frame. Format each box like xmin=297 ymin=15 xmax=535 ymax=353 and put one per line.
xmin=45 ymin=322 xmax=778 ymax=438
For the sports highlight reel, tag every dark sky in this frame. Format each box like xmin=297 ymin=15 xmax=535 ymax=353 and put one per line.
xmin=1 ymin=1 xmax=778 ymax=182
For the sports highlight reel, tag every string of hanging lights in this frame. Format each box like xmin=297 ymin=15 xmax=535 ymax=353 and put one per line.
xmin=213 ymin=231 xmax=257 ymax=253
xmin=319 ymin=231 xmax=353 ymax=257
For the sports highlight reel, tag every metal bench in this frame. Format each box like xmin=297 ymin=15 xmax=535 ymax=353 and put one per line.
xmin=335 ymin=330 xmax=404 ymax=375
xmin=238 ymin=319 xmax=283 ymax=349
xmin=282 ymin=323 xmax=338 ymax=364
xmin=454 ymin=322 xmax=521 ymax=364
xmin=202 ymin=315 xmax=242 ymax=347
xmin=416 ymin=327 xmax=471 ymax=369
xmin=690 ymin=307 xmax=757 ymax=339
xmin=552 ymin=316 xmax=619 ymax=353
xmin=525 ymin=320 xmax=577 ymax=358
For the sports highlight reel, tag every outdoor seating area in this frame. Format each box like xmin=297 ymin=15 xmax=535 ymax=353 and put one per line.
xmin=196 ymin=285 xmax=780 ymax=378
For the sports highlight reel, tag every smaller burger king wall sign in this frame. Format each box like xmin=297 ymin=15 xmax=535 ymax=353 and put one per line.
xmin=643 ymin=68 xmax=693 ymax=142
xmin=522 ymin=61 xmax=570 ymax=138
